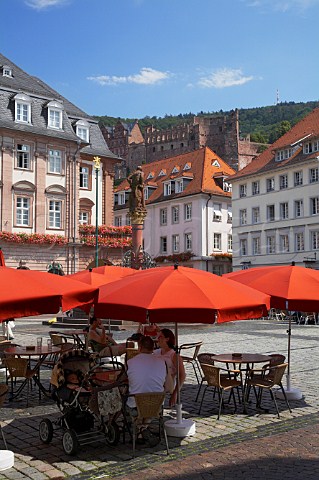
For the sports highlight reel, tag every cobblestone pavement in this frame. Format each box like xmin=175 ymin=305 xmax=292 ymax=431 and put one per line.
xmin=1 ymin=316 xmax=319 ymax=479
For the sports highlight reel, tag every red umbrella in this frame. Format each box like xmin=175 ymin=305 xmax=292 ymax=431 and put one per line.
xmin=95 ymin=265 xmax=270 ymax=324
xmin=0 ymin=248 xmax=5 ymax=267
xmin=224 ymin=265 xmax=319 ymax=311
xmin=0 ymin=267 xmax=98 ymax=322
xmin=67 ymin=266 xmax=136 ymax=287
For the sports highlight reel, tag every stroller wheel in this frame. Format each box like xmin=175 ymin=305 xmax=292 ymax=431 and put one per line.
xmin=62 ymin=429 xmax=79 ymax=455
xmin=105 ymin=421 xmax=120 ymax=446
xmin=39 ymin=419 xmax=53 ymax=444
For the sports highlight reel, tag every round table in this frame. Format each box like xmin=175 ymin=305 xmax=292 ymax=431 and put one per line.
xmin=211 ymin=353 xmax=272 ymax=365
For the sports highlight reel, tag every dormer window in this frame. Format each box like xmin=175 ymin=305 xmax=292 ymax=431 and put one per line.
xmin=114 ymin=191 xmax=129 ymax=206
xmin=47 ymin=101 xmax=63 ymax=130
xmin=183 ymin=162 xmax=191 ymax=170
xmin=275 ymin=147 xmax=293 ymax=162
xmin=223 ymin=181 xmax=232 ymax=192
xmin=14 ymin=93 xmax=31 ymax=124
xmin=212 ymin=160 xmax=220 ymax=168
xmin=304 ymin=139 xmax=319 ymax=154
xmin=147 ymin=172 xmax=154 ymax=180
xmin=172 ymin=166 xmax=180 ymax=174
xmin=2 ymin=65 xmax=12 ymax=77
xmin=158 ymin=169 xmax=166 ymax=177
xmin=76 ymin=120 xmax=90 ymax=143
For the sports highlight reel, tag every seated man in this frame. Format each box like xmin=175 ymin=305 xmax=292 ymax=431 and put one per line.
xmin=88 ymin=316 xmax=126 ymax=357
xmin=126 ymin=336 xmax=172 ymax=446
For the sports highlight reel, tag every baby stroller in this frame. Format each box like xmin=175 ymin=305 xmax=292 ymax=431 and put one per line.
xmin=39 ymin=349 xmax=126 ymax=455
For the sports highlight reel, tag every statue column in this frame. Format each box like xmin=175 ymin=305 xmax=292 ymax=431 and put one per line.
xmin=127 ymin=166 xmax=147 ymax=270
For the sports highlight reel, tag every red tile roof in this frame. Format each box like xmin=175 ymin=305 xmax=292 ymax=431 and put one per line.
xmin=230 ymin=107 xmax=319 ymax=180
xmin=115 ymin=147 xmax=235 ymax=206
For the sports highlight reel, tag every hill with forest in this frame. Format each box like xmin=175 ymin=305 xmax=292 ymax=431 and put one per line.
xmin=95 ymin=100 xmax=319 ymax=144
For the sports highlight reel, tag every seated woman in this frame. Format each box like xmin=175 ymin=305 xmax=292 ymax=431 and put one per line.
xmin=88 ymin=316 xmax=126 ymax=357
xmin=154 ymin=328 xmax=186 ymax=407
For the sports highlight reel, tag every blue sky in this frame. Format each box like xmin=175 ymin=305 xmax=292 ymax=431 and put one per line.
xmin=1 ymin=0 xmax=319 ymax=118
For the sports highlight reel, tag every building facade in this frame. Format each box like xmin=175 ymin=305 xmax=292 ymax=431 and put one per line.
xmin=230 ymin=107 xmax=319 ymax=271
xmin=0 ymin=53 xmax=119 ymax=272
xmin=114 ymin=147 xmax=234 ymax=274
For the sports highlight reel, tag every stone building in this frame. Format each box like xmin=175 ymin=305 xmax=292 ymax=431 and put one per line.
xmin=0 ymin=53 xmax=119 ymax=272
xmin=102 ymin=110 xmax=264 ymax=179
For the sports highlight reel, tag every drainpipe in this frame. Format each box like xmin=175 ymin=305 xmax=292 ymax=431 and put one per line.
xmin=206 ymin=193 xmax=212 ymax=271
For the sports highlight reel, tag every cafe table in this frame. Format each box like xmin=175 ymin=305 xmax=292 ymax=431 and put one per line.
xmin=4 ymin=345 xmax=61 ymax=399
xmin=211 ymin=353 xmax=272 ymax=412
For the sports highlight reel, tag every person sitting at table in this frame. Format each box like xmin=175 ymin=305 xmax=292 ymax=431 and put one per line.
xmin=88 ymin=316 xmax=126 ymax=357
xmin=154 ymin=328 xmax=186 ymax=407
xmin=126 ymin=335 xmax=171 ymax=446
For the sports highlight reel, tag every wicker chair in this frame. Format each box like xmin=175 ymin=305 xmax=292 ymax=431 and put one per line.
xmin=244 ymin=362 xmax=292 ymax=418
xmin=125 ymin=348 xmax=140 ymax=364
xmin=131 ymin=392 xmax=169 ymax=457
xmin=196 ymin=353 xmax=217 ymax=402
xmin=198 ymin=364 xmax=242 ymax=419
xmin=4 ymin=357 xmax=38 ymax=406
xmin=180 ymin=342 xmax=203 ymax=384
xmin=0 ymin=384 xmax=8 ymax=449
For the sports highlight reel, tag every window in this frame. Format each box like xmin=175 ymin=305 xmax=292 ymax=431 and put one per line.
xmin=275 ymin=148 xmax=293 ymax=161
xmin=279 ymin=234 xmax=289 ymax=253
xmin=227 ymin=234 xmax=232 ymax=252
xmin=252 ymin=181 xmax=260 ymax=195
xmin=252 ymin=237 xmax=261 ymax=255
xmin=213 ymin=233 xmax=221 ymax=250
xmin=280 ymin=202 xmax=289 ymax=220
xmin=252 ymin=207 xmax=260 ymax=224
xmin=76 ymin=120 xmax=89 ymax=142
xmin=295 ymin=232 xmax=304 ymax=251
xmin=164 ymin=182 xmax=171 ymax=196
xmin=117 ymin=192 xmax=126 ymax=205
xmin=80 ymin=166 xmax=89 ymax=189
xmin=185 ymin=233 xmax=192 ymax=251
xmin=239 ymin=184 xmax=247 ymax=198
xmin=266 ymin=235 xmax=276 ymax=254
xmin=175 ymin=179 xmax=184 ymax=193
xmin=16 ymin=144 xmax=31 ymax=169
xmin=295 ymin=200 xmax=303 ymax=218
xmin=279 ymin=174 xmax=288 ymax=189
xmin=114 ymin=216 xmax=122 ymax=226
xmin=172 ymin=206 xmax=179 ymax=224
xmin=16 ymin=197 xmax=30 ymax=226
xmin=227 ymin=206 xmax=232 ymax=223
xmin=266 ymin=177 xmax=275 ymax=192
xmin=239 ymin=209 xmax=247 ymax=226
xmin=294 ymin=171 xmax=303 ymax=186
xmin=184 ymin=203 xmax=192 ymax=221
xmin=309 ymin=167 xmax=319 ymax=183
xmin=304 ymin=139 xmax=319 ymax=154
xmin=79 ymin=212 xmax=89 ymax=225
xmin=15 ymin=93 xmax=31 ymax=124
xmin=310 ymin=197 xmax=319 ymax=215
xmin=144 ymin=187 xmax=149 ymax=200
xmin=240 ymin=239 xmax=248 ymax=256
xmin=49 ymin=200 xmax=62 ymax=228
xmin=160 ymin=236 xmax=167 ymax=254
xmin=311 ymin=231 xmax=319 ymax=250
xmin=125 ymin=214 xmax=131 ymax=226
xmin=267 ymin=205 xmax=275 ymax=222
xmin=2 ymin=65 xmax=12 ymax=77
xmin=48 ymin=149 xmax=62 ymax=174
xmin=47 ymin=101 xmax=63 ymax=129
xmin=213 ymin=203 xmax=222 ymax=222
xmin=172 ymin=234 xmax=180 ymax=253
xmin=160 ymin=208 xmax=167 ymax=226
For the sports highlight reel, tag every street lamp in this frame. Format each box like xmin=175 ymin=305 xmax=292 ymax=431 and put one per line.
xmin=93 ymin=156 xmax=101 ymax=267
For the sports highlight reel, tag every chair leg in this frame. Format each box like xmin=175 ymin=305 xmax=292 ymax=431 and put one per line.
xmin=0 ymin=424 xmax=8 ymax=450
xmin=198 ymin=386 xmax=208 ymax=414
xmin=279 ymin=383 xmax=292 ymax=412
xmin=160 ymin=417 xmax=170 ymax=455
xmin=217 ymin=389 xmax=223 ymax=420
xmin=191 ymin=362 xmax=200 ymax=384
xmin=269 ymin=389 xmax=280 ymax=418
xmin=132 ymin=421 xmax=136 ymax=458
xmin=195 ymin=379 xmax=203 ymax=402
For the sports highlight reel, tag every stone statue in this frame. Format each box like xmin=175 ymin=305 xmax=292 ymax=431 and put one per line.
xmin=127 ymin=166 xmax=145 ymax=214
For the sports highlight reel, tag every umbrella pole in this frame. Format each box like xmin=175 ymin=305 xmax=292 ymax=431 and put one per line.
xmin=164 ymin=322 xmax=196 ymax=437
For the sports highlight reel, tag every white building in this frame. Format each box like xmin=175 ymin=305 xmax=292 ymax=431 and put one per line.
xmin=114 ymin=147 xmax=234 ymax=274
xmin=230 ymin=107 xmax=319 ymax=270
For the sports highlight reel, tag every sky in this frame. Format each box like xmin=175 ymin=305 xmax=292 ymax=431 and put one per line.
xmin=1 ymin=0 xmax=319 ymax=119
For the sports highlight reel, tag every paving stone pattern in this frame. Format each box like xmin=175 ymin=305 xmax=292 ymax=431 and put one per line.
xmin=1 ymin=316 xmax=319 ymax=479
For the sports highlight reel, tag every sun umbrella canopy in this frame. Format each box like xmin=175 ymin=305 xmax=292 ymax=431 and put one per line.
xmin=224 ymin=265 xmax=319 ymax=312
xmin=0 ymin=266 xmax=98 ymax=321
xmin=67 ymin=266 xmax=136 ymax=287
xmin=94 ymin=265 xmax=270 ymax=324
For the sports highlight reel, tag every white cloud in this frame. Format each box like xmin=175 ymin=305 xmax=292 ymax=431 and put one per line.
xmin=198 ymin=68 xmax=254 ymax=89
xmin=87 ymin=67 xmax=171 ymax=86
xmin=25 ymin=0 xmax=69 ymax=10
xmin=244 ymin=0 xmax=319 ymax=13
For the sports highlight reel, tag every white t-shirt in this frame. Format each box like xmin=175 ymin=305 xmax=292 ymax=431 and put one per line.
xmin=127 ymin=353 xmax=167 ymax=408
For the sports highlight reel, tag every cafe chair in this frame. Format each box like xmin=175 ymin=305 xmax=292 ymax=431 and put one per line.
xmin=196 ymin=353 xmax=217 ymax=402
xmin=131 ymin=392 xmax=169 ymax=458
xmin=0 ymin=384 xmax=8 ymax=449
xmin=198 ymin=364 xmax=242 ymax=419
xmin=50 ymin=333 xmax=73 ymax=352
xmin=4 ymin=357 xmax=38 ymax=406
xmin=244 ymin=363 xmax=292 ymax=418
xmin=179 ymin=342 xmax=203 ymax=384
xmin=125 ymin=348 xmax=140 ymax=364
